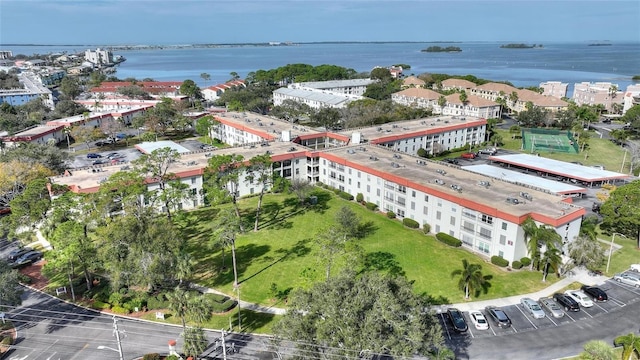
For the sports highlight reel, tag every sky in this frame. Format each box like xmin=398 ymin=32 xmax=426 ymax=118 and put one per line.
xmin=1 ymin=0 xmax=639 ymax=45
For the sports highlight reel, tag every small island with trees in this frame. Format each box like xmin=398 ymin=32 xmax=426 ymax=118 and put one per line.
xmin=421 ymin=46 xmax=462 ymax=53
xmin=500 ymin=43 xmax=543 ymax=49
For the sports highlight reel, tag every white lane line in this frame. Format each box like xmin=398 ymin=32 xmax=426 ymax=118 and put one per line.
xmin=565 ymin=312 xmax=576 ymax=322
xmin=593 ymin=302 xmax=608 ymax=313
xmin=515 ymin=305 xmax=538 ymax=329
xmin=582 ymin=309 xmax=594 ymax=318
xmin=546 ymin=315 xmax=558 ymax=326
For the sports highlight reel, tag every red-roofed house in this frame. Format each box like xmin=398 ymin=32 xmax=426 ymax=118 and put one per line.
xmin=91 ymin=81 xmax=182 ymax=97
xmin=443 ymin=94 xmax=501 ymax=118
xmin=391 ymin=88 xmax=442 ymax=110
xmin=441 ymin=79 xmax=476 ymax=92
xmin=202 ymin=80 xmax=246 ymax=102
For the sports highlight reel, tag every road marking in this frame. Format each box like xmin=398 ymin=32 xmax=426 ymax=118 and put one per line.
xmin=582 ymin=309 xmax=594 ymax=318
xmin=489 ymin=326 xmax=497 ymax=336
xmin=515 ymin=305 xmax=538 ymax=329
xmin=565 ymin=312 xmax=576 ymax=322
xmin=467 ymin=326 xmax=475 ymax=338
xmin=546 ymin=315 xmax=558 ymax=326
xmin=439 ymin=313 xmax=451 ymax=340
xmin=610 ymin=297 xmax=626 ymax=307
xmin=68 ymin=343 xmax=90 ymax=360
xmin=593 ymin=302 xmax=608 ymax=313
xmin=511 ymin=324 xmax=518 ymax=333
xmin=46 ymin=353 xmax=57 ymax=360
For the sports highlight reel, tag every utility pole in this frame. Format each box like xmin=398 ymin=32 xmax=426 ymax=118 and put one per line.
xmin=113 ymin=316 xmax=125 ymax=360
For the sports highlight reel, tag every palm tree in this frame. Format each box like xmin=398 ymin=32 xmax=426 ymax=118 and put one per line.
xmin=541 ymin=244 xmax=562 ymax=282
xmin=167 ymin=287 xmax=213 ymax=336
xmin=451 ymin=259 xmax=486 ymax=300
xmin=522 ymin=217 xmax=539 ymax=269
xmin=437 ymin=95 xmax=447 ymax=114
xmin=200 ymin=72 xmax=211 ymax=87
xmin=614 ymin=333 xmax=640 ymax=360
xmin=212 ymin=208 xmax=242 ymax=289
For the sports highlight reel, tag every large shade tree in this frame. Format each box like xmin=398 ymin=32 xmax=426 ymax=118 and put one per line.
xmin=273 ymin=271 xmax=444 ymax=358
xmin=0 ymin=260 xmax=22 ymax=310
xmin=599 ymin=180 xmax=640 ymax=248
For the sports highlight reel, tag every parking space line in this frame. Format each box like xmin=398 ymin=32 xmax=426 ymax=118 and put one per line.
xmin=583 ymin=309 xmax=594 ymax=318
xmin=610 ymin=297 xmax=626 ymax=307
xmin=546 ymin=315 xmax=558 ymax=326
xmin=593 ymin=302 xmax=608 ymax=313
xmin=515 ymin=305 xmax=538 ymax=329
xmin=512 ymin=325 xmax=518 ymax=333
xmin=467 ymin=327 xmax=475 ymax=338
xmin=565 ymin=312 xmax=576 ymax=322
xmin=440 ymin=313 xmax=452 ymax=340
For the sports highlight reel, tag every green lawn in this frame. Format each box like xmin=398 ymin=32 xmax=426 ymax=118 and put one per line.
xmin=599 ymin=232 xmax=640 ymax=276
xmin=139 ymin=308 xmax=279 ymax=334
xmin=180 ymin=190 xmax=560 ymax=307
xmin=495 ymin=129 xmax=629 ymax=173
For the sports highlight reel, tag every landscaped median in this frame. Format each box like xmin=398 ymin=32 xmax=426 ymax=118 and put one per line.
xmin=0 ymin=321 xmax=16 ymax=357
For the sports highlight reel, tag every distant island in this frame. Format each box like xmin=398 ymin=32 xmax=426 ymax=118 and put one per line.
xmin=632 ymin=75 xmax=640 ymax=81
xmin=421 ymin=46 xmax=462 ymax=53
xmin=500 ymin=43 xmax=543 ymax=49
xmin=588 ymin=43 xmax=612 ymax=46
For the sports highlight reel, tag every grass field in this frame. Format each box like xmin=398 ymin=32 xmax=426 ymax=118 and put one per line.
xmin=495 ymin=129 xmax=631 ymax=173
xmin=180 ymin=190 xmax=561 ymax=307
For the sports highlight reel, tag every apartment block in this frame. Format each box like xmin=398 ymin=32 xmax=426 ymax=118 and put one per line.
xmin=572 ymin=82 xmax=623 ymax=113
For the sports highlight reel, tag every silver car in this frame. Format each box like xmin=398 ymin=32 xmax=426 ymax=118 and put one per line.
xmin=613 ymin=273 xmax=640 ymax=288
xmin=521 ymin=297 xmax=545 ymax=319
xmin=539 ymin=297 xmax=564 ymax=318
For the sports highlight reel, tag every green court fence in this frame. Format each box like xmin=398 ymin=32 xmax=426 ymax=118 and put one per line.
xmin=521 ymin=128 xmax=579 ymax=153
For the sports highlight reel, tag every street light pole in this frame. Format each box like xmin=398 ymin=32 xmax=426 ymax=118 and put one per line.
xmin=606 ymin=232 xmax=627 ymax=274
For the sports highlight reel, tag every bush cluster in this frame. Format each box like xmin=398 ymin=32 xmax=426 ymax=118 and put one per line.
xmin=511 ymin=260 xmax=523 ymax=269
xmin=204 ymin=293 xmax=238 ymax=313
xmin=402 ymin=218 xmax=420 ymax=229
xmin=365 ymin=202 xmax=378 ymax=211
xmin=491 ymin=256 xmax=509 ymax=267
xmin=143 ymin=354 xmax=161 ymax=360
xmin=147 ymin=293 xmax=170 ymax=310
xmin=110 ymin=305 xmax=130 ymax=315
xmin=422 ymin=223 xmax=431 ymax=234
xmin=92 ymin=300 xmax=111 ymax=310
xmin=520 ymin=257 xmax=531 ymax=267
xmin=356 ymin=193 xmax=364 ymax=203
xmin=435 ymin=232 xmax=462 ymax=247
xmin=338 ymin=191 xmax=354 ymax=201
xmin=386 ymin=211 xmax=396 ymax=219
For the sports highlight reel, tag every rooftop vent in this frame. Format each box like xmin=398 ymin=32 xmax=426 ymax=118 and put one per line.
xmin=391 ymin=162 xmax=400 ymax=168
xmin=288 ymin=147 xmax=297 ymax=152
xmin=369 ymin=156 xmax=379 ymax=161
xmin=434 ymin=179 xmax=446 ymax=185
xmin=347 ymin=149 xmax=356 ymax=154
xmin=478 ymin=181 xmax=490 ymax=188
xmin=450 ymin=184 xmax=462 ymax=192
xmin=393 ymin=154 xmax=402 ymax=159
xmin=520 ymin=192 xmax=533 ymax=201
xmin=506 ymin=197 xmax=520 ymax=205
xmin=436 ymin=169 xmax=447 ymax=175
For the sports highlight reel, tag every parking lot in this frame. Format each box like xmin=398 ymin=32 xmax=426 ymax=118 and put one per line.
xmin=439 ymin=272 xmax=640 ymax=340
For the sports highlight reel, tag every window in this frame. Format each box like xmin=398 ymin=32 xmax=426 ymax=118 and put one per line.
xmin=449 ymin=230 xmax=455 ymax=237
xmin=398 ymin=185 xmax=406 ymax=194
xmin=501 ymin=222 xmax=508 ymax=230
xmin=451 ymin=206 xmax=457 ymax=213
xmin=478 ymin=227 xmax=492 ymax=239
xmin=507 ymin=240 xmax=514 ymax=246
xmin=190 ymin=188 xmax=197 ymax=195
xmin=397 ymin=209 xmax=405 ymax=217
xmin=435 ymin=225 xmax=440 ymax=233
xmin=450 ymin=216 xmax=456 ymax=226
xmin=423 ymin=206 xmax=428 ymax=215
xmin=480 ymin=214 xmax=493 ymax=224
xmin=499 ymin=235 xmax=506 ymax=245
xmin=498 ymin=250 xmax=504 ymax=258
xmin=478 ymin=242 xmax=490 ymax=254
xmin=462 ymin=221 xmax=474 ymax=232
xmin=367 ymin=185 xmax=370 ymax=193
xmin=436 ymin=211 xmax=441 ymax=220
xmin=376 ymin=189 xmax=380 ymax=196
xmin=410 ymin=201 xmax=415 ymax=210
xmin=191 ymin=178 xmax=196 ymax=184
xmin=412 ymin=190 xmax=416 ymax=198
xmin=424 ymin=195 xmax=429 ymax=202
xmin=437 ymin=199 xmax=442 ymax=207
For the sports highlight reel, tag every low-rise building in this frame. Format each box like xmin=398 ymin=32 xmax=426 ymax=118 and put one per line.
xmin=442 ymin=94 xmax=501 ymax=118
xmin=0 ymin=72 xmax=53 ymax=109
xmin=272 ymin=87 xmax=360 ymax=109
xmin=540 ymin=81 xmax=568 ymax=99
xmin=622 ymin=84 xmax=640 ymax=114
xmin=401 ymin=76 xmax=425 ymax=88
xmin=289 ymin=79 xmax=376 ymax=96
xmin=1 ymin=124 xmax=65 ymax=146
xmin=572 ymin=82 xmax=623 ymax=113
xmin=202 ymin=80 xmax=246 ymax=102
xmin=441 ymin=78 xmax=476 ymax=92
xmin=391 ymin=88 xmax=441 ymax=110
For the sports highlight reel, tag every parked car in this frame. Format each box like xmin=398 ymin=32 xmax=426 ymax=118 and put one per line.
xmin=553 ymin=293 xmax=580 ymax=312
xmin=469 ymin=311 xmax=489 ymax=330
xmin=7 ymin=247 xmax=33 ymax=261
xmin=461 ymin=152 xmax=477 ymax=159
xmin=630 ymin=264 xmax=640 ymax=272
xmin=446 ymin=308 xmax=468 ymax=333
xmin=478 ymin=148 xmax=497 ymax=155
xmin=93 ymin=159 xmax=106 ymax=165
xmin=10 ymin=250 xmax=43 ymax=269
xmin=564 ymin=290 xmax=594 ymax=308
xmin=485 ymin=306 xmax=511 ymax=328
xmin=86 ymin=153 xmax=102 ymax=159
xmin=613 ymin=272 xmax=640 ymax=288
xmin=443 ymin=158 xmax=459 ymax=165
xmin=520 ymin=297 xmax=546 ymax=319
xmin=580 ymin=285 xmax=608 ymax=302
xmin=539 ymin=297 xmax=565 ymax=318
xmin=106 ymin=152 xmax=120 ymax=159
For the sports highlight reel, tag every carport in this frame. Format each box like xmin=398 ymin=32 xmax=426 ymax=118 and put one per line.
xmin=488 ymin=154 xmax=630 ymax=187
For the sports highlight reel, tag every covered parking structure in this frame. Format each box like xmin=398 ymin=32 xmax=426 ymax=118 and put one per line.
xmin=462 ymin=164 xmax=587 ymax=197
xmin=487 ymin=154 xmax=630 ymax=187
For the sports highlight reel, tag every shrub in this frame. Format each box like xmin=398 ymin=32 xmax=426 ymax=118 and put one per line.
xmin=422 ymin=223 xmax=431 ymax=234
xmin=333 ymin=188 xmax=341 ymax=195
xmin=92 ymin=300 xmax=111 ymax=310
xmin=338 ymin=191 xmax=354 ymax=201
xmin=147 ymin=293 xmax=170 ymax=310
xmin=0 ymin=335 xmax=12 ymax=346
xmin=402 ymin=218 xmax=420 ymax=229
xmin=386 ymin=211 xmax=396 ymax=219
xmin=435 ymin=232 xmax=462 ymax=247
xmin=110 ymin=305 xmax=130 ymax=315
xmin=417 ymin=147 xmax=428 ymax=158
xmin=356 ymin=193 xmax=364 ymax=203
xmin=108 ymin=292 xmax=124 ymax=307
xmin=17 ymin=273 xmax=32 ymax=284
xmin=520 ymin=257 xmax=531 ymax=267
xmin=143 ymin=354 xmax=161 ymax=360
xmin=491 ymin=256 xmax=509 ymax=267
xmin=365 ymin=202 xmax=378 ymax=211
xmin=204 ymin=293 xmax=238 ymax=313
xmin=511 ymin=260 xmax=523 ymax=269
xmin=166 ymin=356 xmax=180 ymax=360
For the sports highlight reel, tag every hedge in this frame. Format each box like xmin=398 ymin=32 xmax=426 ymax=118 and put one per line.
xmin=435 ymin=232 xmax=462 ymax=247
xmin=402 ymin=218 xmax=420 ymax=229
xmin=386 ymin=211 xmax=396 ymax=219
xmin=520 ymin=257 xmax=531 ymax=267
xmin=204 ymin=293 xmax=237 ymax=313
xmin=147 ymin=294 xmax=170 ymax=310
xmin=511 ymin=260 xmax=523 ymax=269
xmin=365 ymin=202 xmax=378 ymax=211
xmin=110 ymin=305 xmax=130 ymax=315
xmin=143 ymin=354 xmax=161 ymax=360
xmin=0 ymin=336 xmax=12 ymax=346
xmin=422 ymin=223 xmax=431 ymax=234
xmin=356 ymin=193 xmax=364 ymax=203
xmin=92 ymin=300 xmax=111 ymax=310
xmin=338 ymin=191 xmax=354 ymax=201
xmin=491 ymin=256 xmax=509 ymax=267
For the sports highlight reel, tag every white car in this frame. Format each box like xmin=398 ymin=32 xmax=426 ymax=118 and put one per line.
xmin=630 ymin=264 xmax=640 ymax=272
xmin=614 ymin=273 xmax=640 ymax=287
xmin=520 ymin=297 xmax=546 ymax=319
xmin=469 ymin=310 xmax=489 ymax=330
xmin=564 ymin=290 xmax=594 ymax=308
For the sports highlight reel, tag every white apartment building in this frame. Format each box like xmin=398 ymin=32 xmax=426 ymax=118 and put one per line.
xmin=540 ymin=81 xmax=568 ymax=99
xmin=290 ymin=79 xmax=376 ymax=96
xmin=622 ymin=84 xmax=640 ymax=114
xmin=272 ymin=87 xmax=360 ymax=109
xmin=84 ymin=48 xmax=113 ymax=65
xmin=391 ymin=88 xmax=441 ymax=110
xmin=441 ymin=94 xmax=501 ymax=119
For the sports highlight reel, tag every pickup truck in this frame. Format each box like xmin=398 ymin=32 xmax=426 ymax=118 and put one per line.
xmin=461 ymin=152 xmax=477 ymax=159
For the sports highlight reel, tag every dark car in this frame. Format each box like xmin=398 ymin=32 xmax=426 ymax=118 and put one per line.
xmin=443 ymin=158 xmax=459 ymax=165
xmin=446 ymin=308 xmax=468 ymax=333
xmin=580 ymin=285 xmax=608 ymax=302
xmin=485 ymin=306 xmax=511 ymax=328
xmin=10 ymin=250 xmax=43 ymax=269
xmin=7 ymin=247 xmax=33 ymax=261
xmin=86 ymin=153 xmax=102 ymax=159
xmin=553 ymin=293 xmax=580 ymax=312
xmin=93 ymin=159 xmax=106 ymax=165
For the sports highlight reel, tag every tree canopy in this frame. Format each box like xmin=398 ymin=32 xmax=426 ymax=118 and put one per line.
xmin=273 ymin=271 xmax=444 ymax=358
xmin=599 ymin=180 xmax=640 ymax=248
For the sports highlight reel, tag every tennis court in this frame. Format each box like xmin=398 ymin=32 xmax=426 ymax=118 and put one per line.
xmin=521 ymin=128 xmax=578 ymax=154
